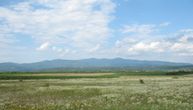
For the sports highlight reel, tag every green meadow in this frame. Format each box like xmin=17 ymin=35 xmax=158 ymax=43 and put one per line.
xmin=0 ymin=72 xmax=193 ymax=110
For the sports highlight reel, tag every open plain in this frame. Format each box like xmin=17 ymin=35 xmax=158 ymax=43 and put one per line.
xmin=0 ymin=72 xmax=193 ymax=110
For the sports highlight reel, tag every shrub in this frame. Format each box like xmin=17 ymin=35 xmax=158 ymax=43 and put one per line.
xmin=139 ymin=79 xmax=145 ymax=84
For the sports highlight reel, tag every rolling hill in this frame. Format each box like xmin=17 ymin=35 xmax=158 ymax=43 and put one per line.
xmin=0 ymin=58 xmax=192 ymax=72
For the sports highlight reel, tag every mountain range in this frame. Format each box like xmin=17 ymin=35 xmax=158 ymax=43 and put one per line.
xmin=0 ymin=58 xmax=192 ymax=72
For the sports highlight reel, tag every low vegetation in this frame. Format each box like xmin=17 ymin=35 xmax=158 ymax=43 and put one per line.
xmin=0 ymin=72 xmax=117 ymax=80
xmin=0 ymin=71 xmax=193 ymax=110
xmin=0 ymin=71 xmax=192 ymax=80
xmin=165 ymin=71 xmax=193 ymax=75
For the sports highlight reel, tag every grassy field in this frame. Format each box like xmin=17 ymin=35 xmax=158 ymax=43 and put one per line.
xmin=0 ymin=72 xmax=118 ymax=80
xmin=0 ymin=72 xmax=193 ymax=110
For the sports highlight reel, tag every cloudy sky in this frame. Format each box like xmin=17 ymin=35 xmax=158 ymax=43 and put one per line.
xmin=0 ymin=0 xmax=193 ymax=63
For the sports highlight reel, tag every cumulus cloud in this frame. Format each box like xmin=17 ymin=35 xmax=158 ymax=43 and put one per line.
xmin=0 ymin=0 xmax=115 ymax=54
xmin=128 ymin=42 xmax=165 ymax=53
xmin=115 ymin=23 xmax=193 ymax=57
xmin=1 ymin=0 xmax=193 ymax=63
xmin=170 ymin=29 xmax=193 ymax=55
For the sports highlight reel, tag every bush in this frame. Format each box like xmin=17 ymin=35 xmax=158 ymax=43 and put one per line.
xmin=139 ymin=79 xmax=145 ymax=84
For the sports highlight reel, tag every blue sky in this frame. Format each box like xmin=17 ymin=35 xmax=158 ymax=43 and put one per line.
xmin=0 ymin=0 xmax=193 ymax=63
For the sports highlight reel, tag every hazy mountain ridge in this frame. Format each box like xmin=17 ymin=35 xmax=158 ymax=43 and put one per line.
xmin=0 ymin=58 xmax=192 ymax=72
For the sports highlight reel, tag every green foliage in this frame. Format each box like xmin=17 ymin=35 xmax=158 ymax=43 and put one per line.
xmin=139 ymin=79 xmax=145 ymax=84
xmin=0 ymin=73 xmax=118 ymax=80
xmin=166 ymin=71 xmax=193 ymax=75
xmin=0 ymin=70 xmax=192 ymax=80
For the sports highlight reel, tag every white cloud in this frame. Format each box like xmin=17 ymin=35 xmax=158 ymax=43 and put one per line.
xmin=171 ymin=43 xmax=193 ymax=53
xmin=180 ymin=29 xmax=193 ymax=33
xmin=121 ymin=24 xmax=156 ymax=34
xmin=121 ymin=22 xmax=171 ymax=35
xmin=88 ymin=44 xmax=101 ymax=53
xmin=51 ymin=46 xmax=77 ymax=56
xmin=37 ymin=42 xmax=50 ymax=51
xmin=169 ymin=29 xmax=193 ymax=55
xmin=178 ymin=36 xmax=189 ymax=43
xmin=0 ymin=0 xmax=116 ymax=53
xmin=128 ymin=41 xmax=164 ymax=53
xmin=115 ymin=24 xmax=193 ymax=57
xmin=1 ymin=0 xmax=193 ymax=63
xmin=115 ymin=37 xmax=138 ymax=51
xmin=178 ymin=29 xmax=193 ymax=43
